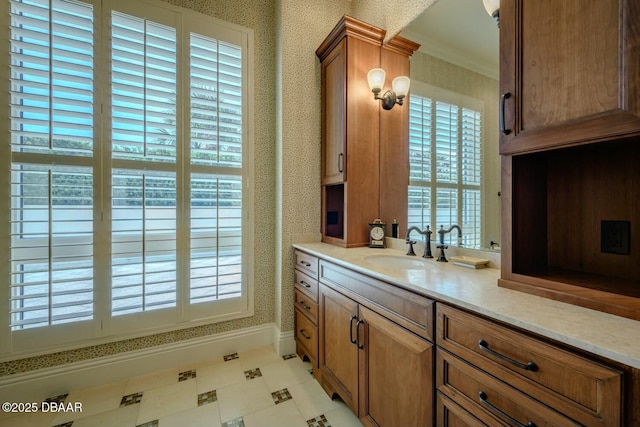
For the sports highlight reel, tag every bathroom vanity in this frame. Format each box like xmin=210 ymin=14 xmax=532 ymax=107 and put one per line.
xmin=293 ymin=243 xmax=640 ymax=427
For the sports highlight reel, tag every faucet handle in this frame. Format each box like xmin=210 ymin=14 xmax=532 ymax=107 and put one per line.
xmin=406 ymin=240 xmax=416 ymax=256
xmin=436 ymin=244 xmax=448 ymax=262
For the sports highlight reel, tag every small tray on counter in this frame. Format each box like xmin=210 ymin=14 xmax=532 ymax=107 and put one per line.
xmin=450 ymin=256 xmax=489 ymax=269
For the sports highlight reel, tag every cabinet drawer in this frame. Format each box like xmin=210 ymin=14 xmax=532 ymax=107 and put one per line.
xmin=437 ymin=392 xmax=502 ymax=427
xmin=436 ymin=304 xmax=622 ymax=427
xmin=295 ymin=309 xmax=318 ymax=359
xmin=295 ymin=270 xmax=318 ymax=301
xmin=294 ymin=287 xmax=318 ymax=324
xmin=295 ymin=250 xmax=319 ymax=279
xmin=437 ymin=348 xmax=580 ymax=427
xmin=320 ymin=260 xmax=434 ymax=341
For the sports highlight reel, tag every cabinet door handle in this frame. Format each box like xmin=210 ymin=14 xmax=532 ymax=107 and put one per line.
xmin=479 ymin=391 xmax=536 ymax=427
xmin=299 ymin=280 xmax=311 ymax=288
xmin=299 ymin=260 xmax=311 ymax=267
xmin=349 ymin=315 xmax=357 ymax=344
xmin=356 ymin=319 xmax=364 ymax=349
xmin=338 ymin=153 xmax=344 ymax=173
xmin=298 ymin=300 xmax=311 ymax=310
xmin=299 ymin=329 xmax=311 ymax=340
xmin=478 ymin=340 xmax=538 ymax=372
xmin=500 ymin=92 xmax=511 ymax=135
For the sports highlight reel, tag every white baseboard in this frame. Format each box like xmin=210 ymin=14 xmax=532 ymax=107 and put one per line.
xmin=273 ymin=328 xmax=296 ymax=356
xmin=0 ymin=323 xmax=278 ymax=404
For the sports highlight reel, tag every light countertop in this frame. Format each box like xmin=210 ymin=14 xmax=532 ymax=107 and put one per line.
xmin=292 ymin=242 xmax=640 ymax=369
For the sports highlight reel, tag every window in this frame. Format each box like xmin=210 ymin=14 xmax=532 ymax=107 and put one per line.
xmin=3 ymin=0 xmax=253 ymax=352
xmin=408 ymin=83 xmax=482 ymax=248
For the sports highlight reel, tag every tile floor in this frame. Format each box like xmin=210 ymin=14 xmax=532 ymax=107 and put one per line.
xmin=0 ymin=346 xmax=364 ymax=427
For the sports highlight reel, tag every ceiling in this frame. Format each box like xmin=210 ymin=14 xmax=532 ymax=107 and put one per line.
xmin=400 ymin=0 xmax=499 ymax=79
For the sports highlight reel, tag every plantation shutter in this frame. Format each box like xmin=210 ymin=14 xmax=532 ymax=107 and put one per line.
xmin=9 ymin=0 xmax=96 ymax=334
xmin=3 ymin=0 xmax=252 ymax=353
xmin=188 ymin=31 xmax=244 ymax=312
xmin=110 ymin=8 xmax=179 ymax=318
xmin=408 ymin=96 xmax=432 ymax=229
xmin=461 ymin=107 xmax=482 ymax=248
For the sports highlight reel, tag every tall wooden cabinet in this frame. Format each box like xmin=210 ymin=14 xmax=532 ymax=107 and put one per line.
xmin=316 ymin=17 xmax=419 ymax=247
xmin=499 ymin=0 xmax=640 ymax=320
xmin=499 ymin=0 xmax=640 ymax=155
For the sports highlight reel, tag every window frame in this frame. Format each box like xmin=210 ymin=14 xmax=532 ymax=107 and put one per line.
xmin=0 ymin=0 xmax=255 ymax=358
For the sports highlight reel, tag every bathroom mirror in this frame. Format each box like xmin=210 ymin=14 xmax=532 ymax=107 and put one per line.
xmin=398 ymin=0 xmax=500 ymax=251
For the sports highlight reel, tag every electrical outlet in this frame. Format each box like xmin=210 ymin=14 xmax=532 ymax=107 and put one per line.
xmin=601 ymin=220 xmax=630 ymax=255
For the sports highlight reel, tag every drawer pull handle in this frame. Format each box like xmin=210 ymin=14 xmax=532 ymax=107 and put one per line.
xmin=356 ymin=319 xmax=364 ymax=349
xmin=300 ymin=260 xmax=311 ymax=267
xmin=299 ymin=329 xmax=311 ymax=340
xmin=298 ymin=300 xmax=311 ymax=310
xmin=349 ymin=315 xmax=357 ymax=344
xmin=299 ymin=280 xmax=311 ymax=288
xmin=478 ymin=340 xmax=539 ymax=372
xmin=479 ymin=391 xmax=536 ymax=427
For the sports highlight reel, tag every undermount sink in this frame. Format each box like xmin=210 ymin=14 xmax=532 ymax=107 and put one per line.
xmin=364 ymin=254 xmax=431 ymax=270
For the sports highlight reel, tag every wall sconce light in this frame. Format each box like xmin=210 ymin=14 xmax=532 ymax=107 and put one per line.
xmin=367 ymin=68 xmax=410 ymax=110
xmin=482 ymin=0 xmax=500 ymax=25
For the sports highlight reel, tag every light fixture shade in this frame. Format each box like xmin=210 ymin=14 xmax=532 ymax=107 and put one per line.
xmin=392 ymin=76 xmax=410 ymax=98
xmin=367 ymin=68 xmax=386 ymax=93
xmin=482 ymin=0 xmax=500 ymax=17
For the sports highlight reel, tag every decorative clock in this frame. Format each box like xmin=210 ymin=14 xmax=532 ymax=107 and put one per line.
xmin=368 ymin=219 xmax=386 ymax=248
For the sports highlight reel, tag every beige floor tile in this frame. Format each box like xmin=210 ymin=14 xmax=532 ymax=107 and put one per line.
xmin=69 ymin=404 xmax=139 ymax=427
xmin=136 ymin=377 xmax=198 ymax=424
xmin=50 ymin=379 xmax=127 ymax=425
xmin=195 ymin=359 xmax=245 ymax=394
xmin=158 ymin=400 xmax=222 ymax=427
xmin=0 ymin=410 xmax=55 ymax=427
xmin=260 ymin=358 xmax=314 ymax=392
xmin=288 ymin=378 xmax=341 ymax=421
xmin=324 ymin=405 xmax=365 ymax=427
xmin=124 ymin=366 xmax=179 ymax=395
xmin=237 ymin=345 xmax=282 ymax=370
xmin=216 ymin=377 xmax=274 ymax=422
xmin=243 ymin=400 xmax=307 ymax=427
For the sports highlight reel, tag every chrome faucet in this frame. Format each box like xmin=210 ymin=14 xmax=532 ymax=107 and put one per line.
xmin=436 ymin=225 xmax=463 ymax=262
xmin=405 ymin=226 xmax=433 ymax=258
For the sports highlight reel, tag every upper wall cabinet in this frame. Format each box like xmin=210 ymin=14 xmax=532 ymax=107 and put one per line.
xmin=499 ymin=0 xmax=640 ymax=155
xmin=317 ymin=16 xmax=383 ymax=188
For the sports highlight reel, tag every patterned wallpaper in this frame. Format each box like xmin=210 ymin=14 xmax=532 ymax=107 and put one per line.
xmin=1 ymin=0 xmax=438 ymax=377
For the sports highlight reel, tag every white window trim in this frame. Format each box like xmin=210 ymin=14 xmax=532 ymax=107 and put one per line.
xmin=0 ymin=0 xmax=255 ymax=360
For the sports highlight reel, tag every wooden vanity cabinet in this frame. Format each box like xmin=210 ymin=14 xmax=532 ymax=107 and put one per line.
xmin=499 ymin=0 xmax=640 ymax=155
xmin=293 ymin=250 xmax=320 ymax=377
xmin=318 ymin=259 xmax=434 ymax=427
xmin=436 ymin=304 xmax=623 ymax=427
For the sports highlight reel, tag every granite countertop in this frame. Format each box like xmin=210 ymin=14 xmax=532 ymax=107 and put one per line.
xmin=292 ymin=242 xmax=640 ymax=369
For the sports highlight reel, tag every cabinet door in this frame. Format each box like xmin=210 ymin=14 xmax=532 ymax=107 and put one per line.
xmin=321 ymin=39 xmax=346 ymax=185
xmin=499 ymin=0 xmax=640 ymax=154
xmin=358 ymin=305 xmax=433 ymax=427
xmin=318 ymin=283 xmax=359 ymax=412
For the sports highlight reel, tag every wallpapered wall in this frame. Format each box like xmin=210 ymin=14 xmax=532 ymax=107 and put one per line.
xmin=1 ymin=0 xmax=435 ymax=376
